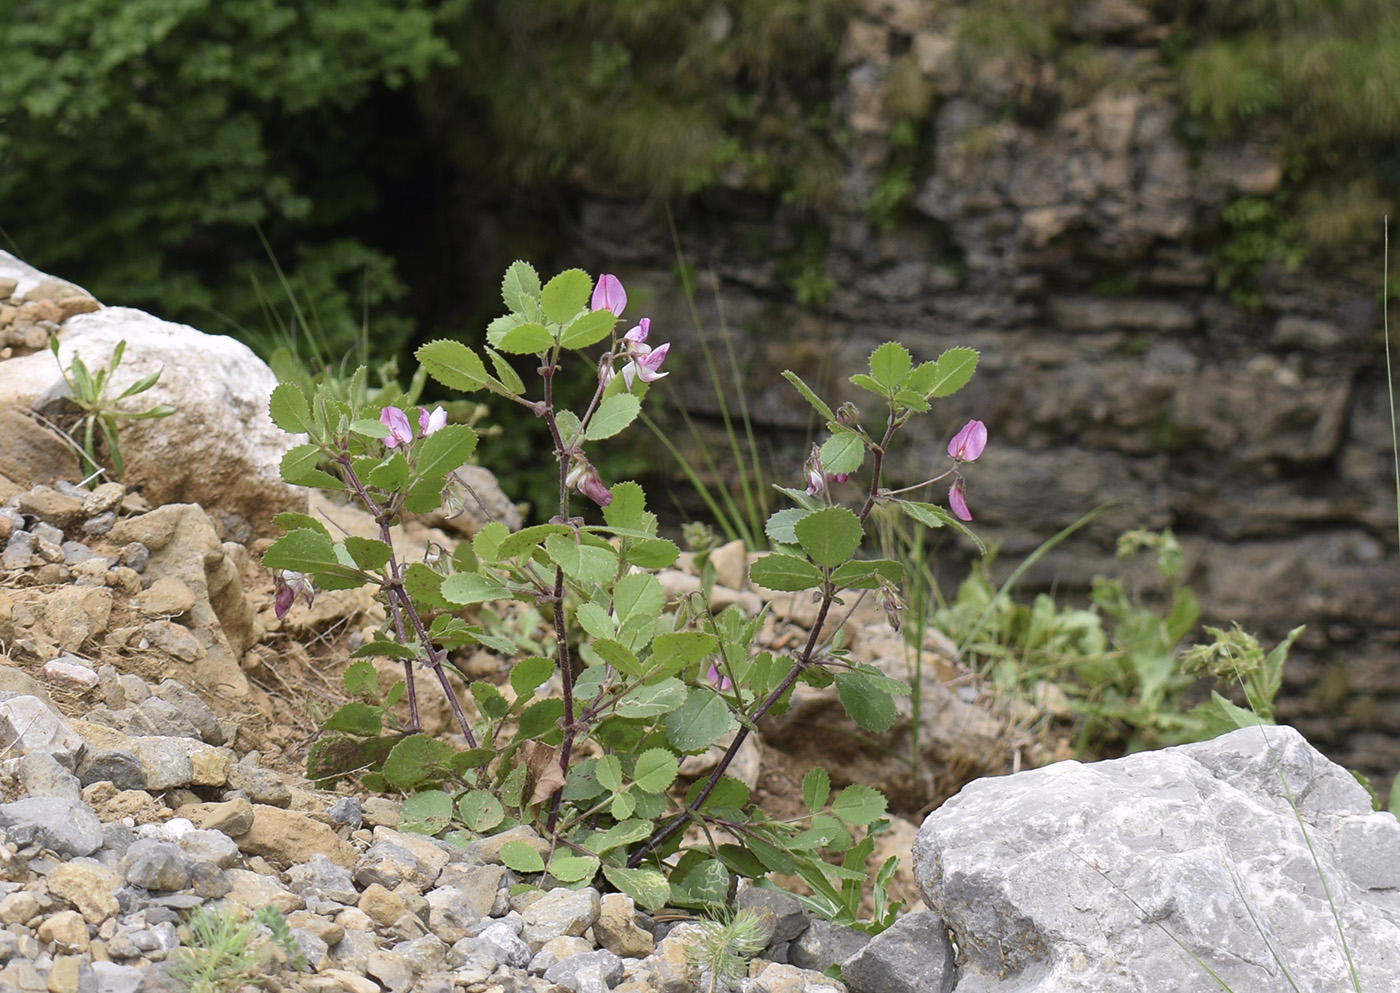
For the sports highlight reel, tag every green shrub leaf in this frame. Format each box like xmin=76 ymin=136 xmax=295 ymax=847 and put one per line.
xmin=500 ymin=840 xmax=546 ymax=874
xmin=417 ymin=340 xmax=488 ymax=392
xmin=749 ymin=553 xmax=822 ymax=592
xmin=794 ymin=506 xmax=863 ymax=568
xmin=601 ymin=866 xmax=671 ymax=911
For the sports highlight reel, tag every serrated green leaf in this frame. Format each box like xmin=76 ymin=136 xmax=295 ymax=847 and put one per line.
xmin=279 ymin=443 xmax=342 ymax=490
xmin=515 ymin=698 xmax=565 ymax=741
xmin=593 ymin=638 xmax=643 ymax=678
xmin=495 ymin=523 xmax=572 ymax=561
xmin=416 ymin=339 xmax=488 ymax=393
xmin=350 ymin=639 xmax=419 ymax=661
xmin=830 ymin=558 xmax=903 ymax=590
xmin=601 ymin=481 xmax=646 ymax=531
xmin=322 ymin=702 xmax=382 ymax=736
xmin=403 ymin=562 xmax=451 ymax=610
xmin=548 ymin=854 xmax=600 ymax=884
xmin=560 ymin=308 xmax=617 ymax=349
xmin=819 ymin=430 xmax=865 ymax=477
xmin=399 ymin=790 xmax=452 ymax=836
xmin=831 ymin=784 xmax=888 ymax=826
xmin=671 ymin=858 xmax=731 ymax=909
xmin=632 ymin=748 xmax=680 ymax=794
xmin=349 ymin=417 xmax=390 ymax=440
xmin=499 ymin=840 xmax=547 ymax=874
xmin=869 ymin=341 xmax=912 ymax=388
xmin=484 ymin=346 xmax=526 ymax=395
xmin=595 ymin=754 xmax=624 ymax=792
xmin=502 ymin=261 xmax=542 ymax=313
xmin=509 ymin=657 xmax=556 ymax=701
xmin=263 ymin=528 xmax=341 ymax=574
xmin=457 ymin=790 xmax=505 ymax=833
xmin=664 ymin=690 xmax=736 ymax=754
xmin=615 ymin=678 xmax=687 ymax=719
xmin=268 ymin=383 xmax=314 ymax=435
xmin=382 ymin=734 xmax=454 ymax=790
xmin=471 ymin=682 xmax=510 ymax=721
xmin=749 ymin=552 xmax=822 ymax=592
xmin=589 ymin=819 xmax=654 ymax=855
xmin=541 ymin=268 xmax=592 ymax=324
xmin=849 ymin=372 xmax=888 ymax=396
xmin=781 ymin=370 xmax=837 ymax=423
xmin=898 ymin=500 xmax=986 ymax=554
xmin=585 ymin=393 xmax=641 ymax=441
xmin=497 ymin=322 xmax=555 ymax=354
xmin=368 ymin=452 xmax=410 ymax=491
xmin=794 ymin=506 xmax=863 ymax=569
xmin=647 ymin=632 xmax=719 ymax=680
xmin=575 ymin=602 xmax=617 ymax=641
xmin=342 ymin=536 xmax=392 ymax=572
xmin=271 ymin=513 xmax=330 ymax=540
xmin=802 ymin=767 xmax=830 ymax=814
xmin=764 ymin=507 xmax=809 ymax=546
xmin=601 ymin=866 xmax=671 ymax=912
xmin=926 ymin=347 xmax=979 ymax=397
xmin=612 ymin=573 xmax=664 ymax=626
xmin=834 ymin=671 xmax=898 ymax=733
xmin=625 ymin=537 xmax=679 ymax=569
xmin=414 ymin=424 xmax=478 ymax=480
xmin=543 ymin=534 xmax=618 ymax=585
xmin=611 ymin=793 xmax=636 ymax=820
xmin=342 ymin=659 xmax=379 ymax=697
xmin=440 ymin=571 xmax=512 ymax=605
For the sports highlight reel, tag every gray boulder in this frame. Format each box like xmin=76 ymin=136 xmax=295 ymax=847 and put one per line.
xmin=913 ymin=724 xmax=1400 ymax=993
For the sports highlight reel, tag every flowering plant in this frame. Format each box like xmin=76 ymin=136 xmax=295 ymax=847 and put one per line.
xmin=262 ymin=263 xmax=983 ymax=919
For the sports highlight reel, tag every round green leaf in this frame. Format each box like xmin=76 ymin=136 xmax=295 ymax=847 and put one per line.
xmin=541 ymin=268 xmax=592 ymax=324
xmin=398 ymin=790 xmax=452 ymax=836
xmin=548 ymin=854 xmax=600 ymax=884
xmin=500 ymin=840 xmax=547 ymax=874
xmin=632 ymin=748 xmax=680 ymax=794
xmin=749 ymin=553 xmax=822 ymax=592
xmin=831 ymin=784 xmax=888 ymax=826
xmin=601 ymin=866 xmax=671 ymax=912
xmin=819 ymin=430 xmax=865 ymax=476
xmin=585 ymin=393 xmax=641 ymax=441
xmin=457 ymin=791 xmax=505 ymax=833
xmin=595 ymin=754 xmax=624 ymax=793
xmin=793 ymin=506 xmax=864 ymax=569
xmin=497 ymin=322 xmax=555 ymax=354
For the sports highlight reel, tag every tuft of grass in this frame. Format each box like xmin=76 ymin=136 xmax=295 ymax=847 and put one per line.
xmin=166 ymin=905 xmax=306 ymax=993
xmin=686 ymin=907 xmax=773 ymax=993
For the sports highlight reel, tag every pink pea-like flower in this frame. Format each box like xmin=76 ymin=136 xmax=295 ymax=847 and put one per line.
xmin=273 ymin=570 xmax=315 ymax=619
xmin=617 ymin=319 xmax=669 ymax=389
xmin=947 ymin=419 xmax=987 ymax=462
xmin=706 ymin=662 xmax=733 ymax=691
xmin=418 ymin=406 xmax=447 ymax=437
xmin=592 ymin=274 xmax=627 ymax=316
xmin=949 ymin=476 xmax=972 ymax=521
xmin=380 ymin=406 xmax=414 ymax=448
xmin=566 ymin=459 xmax=613 ymax=508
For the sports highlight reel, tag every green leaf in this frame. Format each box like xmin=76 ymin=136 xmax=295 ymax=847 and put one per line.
xmin=593 ymin=639 xmax=643 ymax=678
xmin=794 ymin=506 xmax=863 ymax=568
xmin=268 ymin=383 xmax=314 ymax=435
xmin=749 ymin=553 xmax=822 ymax=592
xmin=625 ymin=537 xmax=679 ymax=569
xmin=595 ymin=754 xmax=624 ymax=792
xmin=834 ymin=671 xmax=898 ymax=733
xmin=819 ymin=430 xmax=865 ymax=477
xmin=343 ymin=660 xmax=379 ymax=698
xmin=632 ymin=748 xmax=680 ymax=794
xmin=416 ymin=339 xmax=488 ymax=393
xmin=589 ymin=819 xmax=654 ymax=855
xmin=560 ymin=308 xmax=616 ymax=349
xmin=440 ymin=571 xmax=512 ymax=605
xmin=585 ymin=393 xmax=641 ymax=441
xmin=898 ymin=500 xmax=986 ymax=554
xmin=403 ymin=562 xmax=451 ymax=611
xmin=457 ymin=791 xmax=505 ymax=833
xmin=382 ymin=734 xmax=454 ymax=790
xmin=781 ymin=370 xmax=837 ymax=423
xmin=323 ymin=702 xmax=382 ymax=736
xmin=471 ymin=682 xmax=510 ymax=721
xmin=278 ymin=443 xmax=342 ymax=490
xmin=414 ymin=424 xmax=478 ymax=480
xmin=849 ymin=373 xmax=888 ymax=397
xmin=613 ymin=573 xmax=664 ymax=626
xmin=502 ymin=261 xmax=542 ymax=313
xmin=543 ymin=534 xmax=618 ymax=585
xmin=802 ymin=767 xmax=831 ymax=814
xmin=869 ymin=341 xmax=912 ymax=388
xmin=271 ymin=513 xmax=329 ymax=540
xmin=484 ymin=346 xmax=526 ymax=395
xmin=575 ymin=602 xmax=617 ymax=641
xmin=263 ymin=528 xmax=341 ymax=574
xmin=548 ymin=854 xmax=600 ymax=884
xmin=510 ymin=657 xmax=557 ymax=701
xmin=765 ymin=507 xmax=809 ymax=546
xmin=495 ymin=524 xmax=573 ymax=561
xmin=499 ymin=840 xmax=546 ymax=874
xmin=615 ymin=678 xmax=687 ymax=719
xmin=665 ymin=691 xmax=736 ymax=754
xmin=497 ymin=322 xmax=555 ymax=354
xmin=671 ymin=858 xmax=731 ymax=909
xmin=647 ymin=632 xmax=719 ymax=680
xmin=342 ymin=537 xmax=392 ymax=572
xmin=831 ymin=784 xmax=887 ymax=826
xmin=515 ymin=698 xmax=565 ymax=741
xmin=601 ymin=866 xmax=671 ymax=912
xmin=368 ymin=452 xmax=410 ymax=491
xmin=351 ymin=639 xmax=418 ymax=661
xmin=1208 ymin=690 xmax=1269 ymax=730
xmin=602 ymin=481 xmax=647 ymax=531
xmin=685 ymin=775 xmax=751 ymax=813
xmin=541 ymin=268 xmax=592 ymax=324
xmin=925 ymin=347 xmax=979 ymax=397
xmin=399 ymin=790 xmax=452 ymax=836
xmin=830 ymin=558 xmax=903 ymax=590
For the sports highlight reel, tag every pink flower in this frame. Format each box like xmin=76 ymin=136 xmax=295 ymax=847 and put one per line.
xmin=947 ymin=419 xmax=987 ymax=462
xmin=592 ymin=274 xmax=627 ymax=316
xmin=618 ymin=319 xmax=669 ymax=389
xmin=273 ymin=570 xmax=315 ymax=619
xmin=566 ymin=458 xmax=613 ymax=508
xmin=803 ymin=445 xmax=825 ymax=496
xmin=380 ymin=406 xmax=414 ymax=448
xmin=949 ymin=476 xmax=972 ymax=521
xmin=706 ymin=662 xmax=733 ymax=691
xmin=418 ymin=406 xmax=447 ymax=437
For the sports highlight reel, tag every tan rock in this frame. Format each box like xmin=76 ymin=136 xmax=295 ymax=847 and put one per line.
xmin=223 ymin=868 xmax=303 ymax=915
xmin=132 ymin=577 xmax=197 ymax=616
xmin=175 ymin=796 xmax=254 ymax=836
xmin=596 ymin=893 xmax=654 ymax=958
xmin=358 ymin=883 xmax=408 ymax=929
xmin=234 ymin=803 xmax=358 ymax=870
xmin=47 ymin=862 xmax=121 ymax=924
xmin=0 ymin=891 xmax=40 ymax=926
xmin=37 ymin=910 xmax=89 ymax=954
xmin=317 ymin=969 xmax=381 ymax=993
xmin=42 ymin=586 xmax=112 ymax=652
xmin=46 ymin=954 xmax=83 ymax=993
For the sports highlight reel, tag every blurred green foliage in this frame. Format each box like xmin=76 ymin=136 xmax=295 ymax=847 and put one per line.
xmin=0 ymin=0 xmax=466 ymax=355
